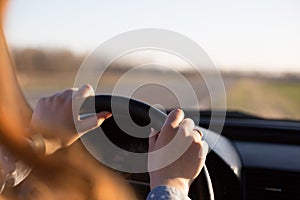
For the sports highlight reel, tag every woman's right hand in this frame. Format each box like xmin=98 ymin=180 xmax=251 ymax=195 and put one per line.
xmin=148 ymin=109 xmax=209 ymax=195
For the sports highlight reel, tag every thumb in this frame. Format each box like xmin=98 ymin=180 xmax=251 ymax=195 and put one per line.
xmin=148 ymin=128 xmax=159 ymax=152
xmin=96 ymin=111 xmax=112 ymax=126
xmin=159 ymin=109 xmax=184 ymax=142
xmin=77 ymin=111 xmax=111 ymax=134
xmin=164 ymin=109 xmax=184 ymax=129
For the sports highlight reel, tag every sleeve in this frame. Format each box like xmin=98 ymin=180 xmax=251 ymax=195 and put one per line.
xmin=0 ymin=135 xmax=46 ymax=193
xmin=0 ymin=144 xmax=32 ymax=191
xmin=146 ymin=186 xmax=191 ymax=200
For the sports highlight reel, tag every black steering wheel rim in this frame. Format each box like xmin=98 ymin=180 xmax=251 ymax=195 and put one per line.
xmin=80 ymin=95 xmax=214 ymax=200
xmin=81 ymin=95 xmax=167 ymax=131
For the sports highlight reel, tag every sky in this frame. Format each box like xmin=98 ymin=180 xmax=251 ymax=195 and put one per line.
xmin=3 ymin=0 xmax=300 ymax=73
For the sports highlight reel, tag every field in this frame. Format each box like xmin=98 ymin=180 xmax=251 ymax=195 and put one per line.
xmin=226 ymin=78 xmax=300 ymax=120
xmin=13 ymin=48 xmax=300 ymax=121
xmin=17 ymin=71 xmax=300 ymax=121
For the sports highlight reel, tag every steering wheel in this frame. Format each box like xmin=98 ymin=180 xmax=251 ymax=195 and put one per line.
xmin=80 ymin=95 xmax=214 ymax=200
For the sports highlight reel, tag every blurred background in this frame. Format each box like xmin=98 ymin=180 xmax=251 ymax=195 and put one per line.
xmin=3 ymin=0 xmax=300 ymax=120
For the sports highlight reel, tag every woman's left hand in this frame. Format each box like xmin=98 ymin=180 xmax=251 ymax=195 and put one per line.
xmin=30 ymin=84 xmax=111 ymax=155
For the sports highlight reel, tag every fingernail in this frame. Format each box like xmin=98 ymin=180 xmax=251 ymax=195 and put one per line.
xmin=175 ymin=108 xmax=182 ymax=112
xmin=104 ymin=113 xmax=112 ymax=119
xmin=96 ymin=112 xmax=112 ymax=119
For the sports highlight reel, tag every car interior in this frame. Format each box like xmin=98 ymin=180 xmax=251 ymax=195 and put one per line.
xmin=1 ymin=1 xmax=300 ymax=200
xmin=80 ymin=95 xmax=300 ymax=200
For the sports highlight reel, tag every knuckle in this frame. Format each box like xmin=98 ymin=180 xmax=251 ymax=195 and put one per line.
xmin=186 ymin=118 xmax=195 ymax=124
xmin=192 ymin=140 xmax=204 ymax=150
xmin=183 ymin=118 xmax=195 ymax=126
xmin=61 ymin=89 xmax=75 ymax=97
xmin=179 ymin=118 xmax=195 ymax=132
xmin=54 ymin=93 xmax=64 ymax=102
xmin=197 ymin=140 xmax=204 ymax=148
xmin=37 ymin=96 xmax=51 ymax=106
xmin=83 ymin=83 xmax=93 ymax=90
xmin=38 ymin=97 xmax=46 ymax=103
xmin=64 ymin=88 xmax=74 ymax=93
xmin=189 ymin=131 xmax=203 ymax=144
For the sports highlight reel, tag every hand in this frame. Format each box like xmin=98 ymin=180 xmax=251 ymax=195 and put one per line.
xmin=30 ymin=84 xmax=112 ymax=155
xmin=148 ymin=109 xmax=208 ymax=195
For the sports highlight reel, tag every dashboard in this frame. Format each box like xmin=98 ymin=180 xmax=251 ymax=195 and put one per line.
xmin=234 ymin=141 xmax=300 ymax=200
xmin=83 ymin=110 xmax=300 ymax=200
xmin=198 ymin=111 xmax=300 ymax=200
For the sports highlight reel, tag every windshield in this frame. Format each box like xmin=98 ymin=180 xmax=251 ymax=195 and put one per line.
xmin=4 ymin=0 xmax=300 ymax=121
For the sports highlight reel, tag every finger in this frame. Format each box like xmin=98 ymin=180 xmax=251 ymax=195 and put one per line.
xmin=46 ymin=88 xmax=78 ymax=101
xmin=177 ymin=118 xmax=199 ymax=147
xmin=159 ymin=109 xmax=184 ymax=142
xmin=199 ymin=141 xmax=209 ymax=159
xmin=193 ymin=128 xmax=203 ymax=138
xmin=95 ymin=111 xmax=112 ymax=126
xmin=61 ymin=88 xmax=79 ymax=98
xmin=72 ymin=84 xmax=95 ymax=118
xmin=77 ymin=111 xmax=111 ymax=134
xmin=73 ymin=84 xmax=95 ymax=98
xmin=148 ymin=128 xmax=159 ymax=152
xmin=179 ymin=118 xmax=195 ymax=137
xmin=167 ymin=109 xmax=185 ymax=129
xmin=44 ymin=92 xmax=59 ymax=104
xmin=191 ymin=127 xmax=203 ymax=143
xmin=53 ymin=91 xmax=72 ymax=104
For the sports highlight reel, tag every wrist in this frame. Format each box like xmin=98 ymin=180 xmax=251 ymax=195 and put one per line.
xmin=28 ymin=134 xmax=46 ymax=155
xmin=44 ymin=138 xmax=62 ymax=155
xmin=28 ymin=134 xmax=61 ymax=156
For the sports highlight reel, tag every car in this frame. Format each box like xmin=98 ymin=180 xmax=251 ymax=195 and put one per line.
xmin=2 ymin=1 xmax=300 ymax=200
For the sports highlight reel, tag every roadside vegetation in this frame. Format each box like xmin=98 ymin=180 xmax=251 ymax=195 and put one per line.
xmin=12 ymin=48 xmax=300 ymax=121
xmin=226 ymin=78 xmax=300 ymax=120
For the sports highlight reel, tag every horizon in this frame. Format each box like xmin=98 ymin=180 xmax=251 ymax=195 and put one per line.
xmin=11 ymin=47 xmax=300 ymax=75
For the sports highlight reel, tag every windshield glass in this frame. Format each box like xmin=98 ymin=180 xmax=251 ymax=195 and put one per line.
xmin=4 ymin=0 xmax=300 ymax=121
